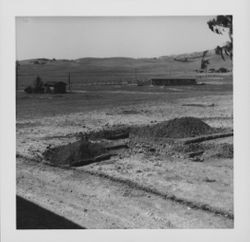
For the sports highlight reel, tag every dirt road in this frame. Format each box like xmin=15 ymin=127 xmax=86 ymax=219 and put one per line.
xmin=17 ymin=157 xmax=233 ymax=229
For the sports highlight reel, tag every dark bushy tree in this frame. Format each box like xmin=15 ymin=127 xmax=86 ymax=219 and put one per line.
xmin=207 ymin=15 xmax=233 ymax=60
xmin=33 ymin=76 xmax=44 ymax=93
xmin=33 ymin=76 xmax=43 ymax=89
xmin=200 ymin=50 xmax=210 ymax=71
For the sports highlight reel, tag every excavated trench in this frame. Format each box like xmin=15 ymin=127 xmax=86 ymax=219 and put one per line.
xmin=43 ymin=117 xmax=233 ymax=167
xmin=41 ymin=117 xmax=234 ymax=220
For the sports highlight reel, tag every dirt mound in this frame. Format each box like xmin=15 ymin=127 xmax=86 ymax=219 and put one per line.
xmin=172 ymin=141 xmax=233 ymax=160
xmin=43 ymin=140 xmax=108 ymax=167
xmin=213 ymin=143 xmax=233 ymax=159
xmin=131 ymin=117 xmax=214 ymax=139
xmin=89 ymin=126 xmax=130 ymax=140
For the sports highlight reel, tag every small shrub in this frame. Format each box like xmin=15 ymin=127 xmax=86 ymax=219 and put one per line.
xmin=24 ymin=86 xmax=33 ymax=94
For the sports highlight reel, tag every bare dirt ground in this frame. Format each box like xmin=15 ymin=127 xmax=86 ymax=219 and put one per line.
xmin=16 ymin=77 xmax=233 ymax=228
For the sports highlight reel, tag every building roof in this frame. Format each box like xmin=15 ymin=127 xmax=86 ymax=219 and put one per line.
xmin=151 ymin=78 xmax=196 ymax=80
xmin=44 ymin=81 xmax=67 ymax=86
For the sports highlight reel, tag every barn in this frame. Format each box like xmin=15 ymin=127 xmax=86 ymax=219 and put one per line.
xmin=44 ymin=81 xmax=67 ymax=93
xmin=151 ymin=78 xmax=197 ymax=86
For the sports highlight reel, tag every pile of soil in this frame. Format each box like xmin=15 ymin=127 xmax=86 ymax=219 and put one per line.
xmin=131 ymin=117 xmax=214 ymax=139
xmin=173 ymin=142 xmax=233 ymax=159
xmin=89 ymin=126 xmax=130 ymax=140
xmin=173 ymin=143 xmax=203 ymax=153
xmin=213 ymin=143 xmax=233 ymax=159
xmin=43 ymin=140 xmax=107 ymax=167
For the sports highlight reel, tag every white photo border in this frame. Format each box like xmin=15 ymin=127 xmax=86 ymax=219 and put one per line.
xmin=1 ymin=0 xmax=250 ymax=241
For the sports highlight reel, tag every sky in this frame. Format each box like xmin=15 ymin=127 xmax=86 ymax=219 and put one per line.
xmin=16 ymin=16 xmax=230 ymax=60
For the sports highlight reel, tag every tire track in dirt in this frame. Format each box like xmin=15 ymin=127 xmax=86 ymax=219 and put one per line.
xmin=75 ymin=168 xmax=234 ymax=220
xmin=17 ymin=157 xmax=233 ymax=228
xmin=17 ymin=153 xmax=233 ymax=221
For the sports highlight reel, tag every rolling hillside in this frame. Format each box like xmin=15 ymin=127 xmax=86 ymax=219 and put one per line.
xmin=17 ymin=50 xmax=232 ymax=90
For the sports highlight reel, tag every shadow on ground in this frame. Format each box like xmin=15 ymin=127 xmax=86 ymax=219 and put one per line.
xmin=16 ymin=196 xmax=85 ymax=229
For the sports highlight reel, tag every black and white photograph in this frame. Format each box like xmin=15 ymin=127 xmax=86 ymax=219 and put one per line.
xmin=15 ymin=16 xmax=234 ymax=229
xmin=1 ymin=0 xmax=250 ymax=241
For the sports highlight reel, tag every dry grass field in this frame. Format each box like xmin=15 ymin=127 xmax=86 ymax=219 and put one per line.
xmin=17 ymin=50 xmax=232 ymax=90
xmin=16 ymin=52 xmax=233 ymax=228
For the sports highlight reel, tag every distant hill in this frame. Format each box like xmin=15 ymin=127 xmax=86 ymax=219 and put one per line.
xmin=18 ymin=50 xmax=232 ymax=90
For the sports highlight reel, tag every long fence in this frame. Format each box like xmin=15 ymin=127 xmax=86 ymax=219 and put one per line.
xmin=16 ymin=62 xmax=229 ymax=91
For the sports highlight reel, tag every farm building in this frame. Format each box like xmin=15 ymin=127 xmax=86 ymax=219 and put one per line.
xmin=151 ymin=78 xmax=197 ymax=86
xmin=44 ymin=81 xmax=67 ymax=93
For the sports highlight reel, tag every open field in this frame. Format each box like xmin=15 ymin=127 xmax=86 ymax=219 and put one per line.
xmin=16 ymin=69 xmax=233 ymax=228
xmin=17 ymin=50 xmax=232 ymax=90
xmin=17 ymin=74 xmax=232 ymax=119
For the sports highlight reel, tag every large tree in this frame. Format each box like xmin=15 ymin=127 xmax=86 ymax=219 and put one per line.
xmin=207 ymin=15 xmax=233 ymax=60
